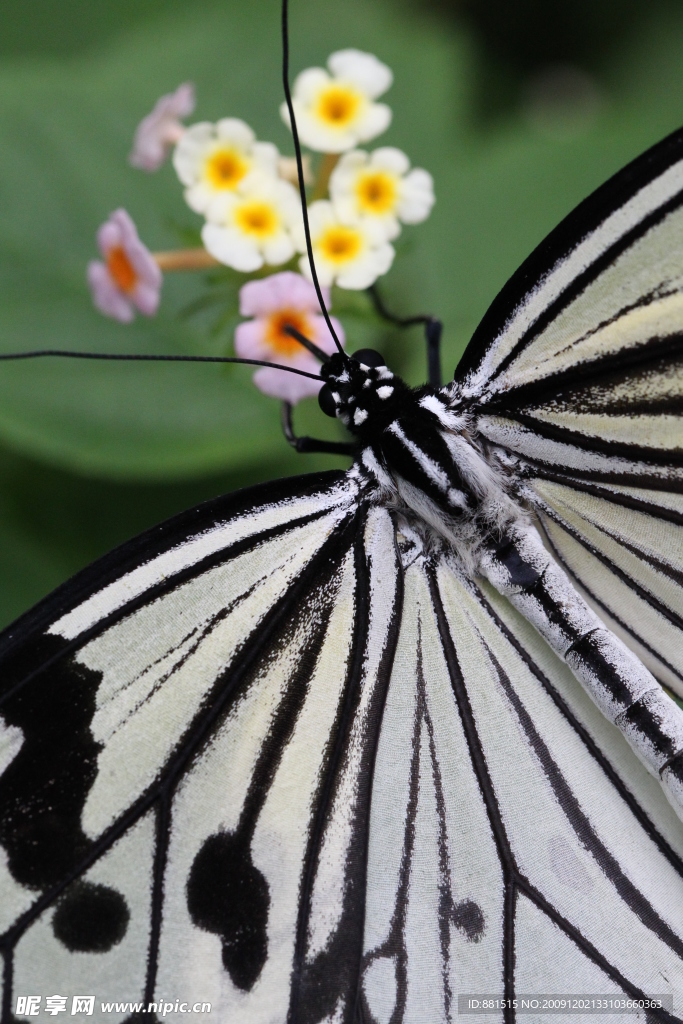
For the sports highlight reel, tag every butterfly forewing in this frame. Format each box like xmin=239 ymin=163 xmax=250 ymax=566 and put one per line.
xmin=0 ymin=473 xmax=366 ymax=1019
xmin=452 ymin=126 xmax=683 ymax=701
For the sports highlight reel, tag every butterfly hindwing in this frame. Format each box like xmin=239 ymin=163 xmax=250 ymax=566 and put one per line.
xmin=359 ymin=543 xmax=683 ymax=1022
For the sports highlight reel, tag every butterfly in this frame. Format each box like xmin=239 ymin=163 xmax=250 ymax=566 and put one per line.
xmin=3 ymin=14 xmax=683 ymax=1024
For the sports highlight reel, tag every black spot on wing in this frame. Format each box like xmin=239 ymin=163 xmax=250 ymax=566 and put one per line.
xmin=452 ymin=899 xmax=485 ymax=942
xmin=52 ymin=880 xmax=129 ymax=952
xmin=0 ymin=634 xmax=101 ymax=890
xmin=186 ymin=831 xmax=269 ymax=992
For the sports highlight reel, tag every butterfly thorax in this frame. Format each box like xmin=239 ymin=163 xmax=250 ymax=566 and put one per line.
xmin=322 ymin=354 xmax=522 ymax=560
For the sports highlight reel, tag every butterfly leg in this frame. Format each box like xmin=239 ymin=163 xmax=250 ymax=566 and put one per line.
xmin=367 ymin=284 xmax=443 ymax=386
xmin=478 ymin=522 xmax=683 ymax=820
xmin=281 ymin=401 xmax=356 ymax=456
xmin=424 ymin=317 xmax=443 ymax=387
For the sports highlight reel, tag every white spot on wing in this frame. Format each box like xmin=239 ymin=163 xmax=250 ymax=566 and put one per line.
xmin=363 ymin=957 xmax=397 ymax=1024
xmin=0 ymin=718 xmax=23 ymax=776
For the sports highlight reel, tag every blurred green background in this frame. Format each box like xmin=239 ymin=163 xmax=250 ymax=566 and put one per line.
xmin=0 ymin=0 xmax=681 ymax=627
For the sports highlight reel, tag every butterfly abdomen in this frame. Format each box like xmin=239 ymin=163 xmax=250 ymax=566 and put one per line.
xmin=479 ymin=521 xmax=683 ymax=820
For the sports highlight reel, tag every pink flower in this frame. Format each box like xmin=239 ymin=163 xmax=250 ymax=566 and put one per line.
xmin=87 ymin=209 xmax=162 ymax=323
xmin=235 ymin=271 xmax=344 ymax=403
xmin=129 ymin=83 xmax=195 ymax=171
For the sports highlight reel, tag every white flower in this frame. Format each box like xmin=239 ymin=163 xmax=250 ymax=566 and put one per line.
xmin=330 ymin=147 xmax=435 ymax=242
xmin=281 ymin=49 xmax=392 ymax=153
xmin=202 ymin=175 xmax=302 ymax=272
xmin=173 ymin=119 xmax=279 ymax=220
xmin=294 ymin=200 xmax=394 ymax=289
xmin=129 ymin=83 xmax=195 ymax=172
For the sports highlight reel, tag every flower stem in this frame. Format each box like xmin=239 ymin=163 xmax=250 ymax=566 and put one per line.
xmin=153 ymin=248 xmax=220 ymax=272
xmin=311 ymin=153 xmax=340 ymax=201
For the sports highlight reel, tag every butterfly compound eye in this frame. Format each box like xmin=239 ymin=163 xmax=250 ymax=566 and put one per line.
xmin=351 ymin=348 xmax=385 ymax=368
xmin=318 ymin=384 xmax=338 ymax=417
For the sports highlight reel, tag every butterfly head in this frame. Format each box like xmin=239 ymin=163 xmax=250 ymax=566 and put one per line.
xmin=317 ymin=350 xmax=409 ymax=435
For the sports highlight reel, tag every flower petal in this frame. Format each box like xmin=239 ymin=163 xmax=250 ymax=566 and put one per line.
xmin=170 ymin=82 xmax=196 ymax=119
xmin=299 ymin=253 xmax=334 ymax=287
xmin=234 ymin=318 xmax=269 ymax=359
xmin=87 ymin=262 xmax=135 ymax=322
xmin=215 ymin=118 xmax=256 ymax=147
xmin=327 ymin=50 xmax=393 ymax=99
xmin=129 ymin=83 xmax=195 ymax=172
xmin=239 ymin=272 xmax=330 ymax=317
xmin=252 ymin=141 xmax=280 ymax=176
xmin=202 ymin=223 xmax=264 ymax=272
xmin=172 ymin=122 xmax=215 ymax=184
xmin=291 ymin=67 xmax=331 ymax=103
xmin=252 ymin=365 xmax=322 ymax=404
xmin=288 ymin=107 xmax=358 ymax=154
xmin=262 ymin=232 xmax=296 ymax=267
xmin=370 ymin=146 xmax=410 ymax=174
xmin=335 ymin=242 xmax=394 ymax=289
xmin=354 ymin=102 xmax=392 ymax=143
xmin=398 ymin=168 xmax=435 ymax=223
xmin=132 ymin=280 xmax=162 ymax=317
xmin=96 ymin=220 xmax=123 ymax=257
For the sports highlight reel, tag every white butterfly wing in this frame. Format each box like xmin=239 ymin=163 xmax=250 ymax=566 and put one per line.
xmin=455 ymin=128 xmax=683 ymax=697
xmin=0 ymin=472 xmax=399 ymax=1021
xmin=361 ymin=545 xmax=683 ymax=1022
xmin=1 ymin=467 xmax=683 ymax=1022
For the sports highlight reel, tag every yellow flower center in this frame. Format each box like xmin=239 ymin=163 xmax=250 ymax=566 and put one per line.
xmin=234 ymin=200 xmax=280 ymax=239
xmin=205 ymin=147 xmax=249 ymax=190
xmin=318 ymin=224 xmax=363 ymax=265
xmin=315 ymin=84 xmax=362 ymax=128
xmin=106 ymin=246 xmax=137 ymax=292
xmin=265 ymin=309 xmax=314 ymax=357
xmin=355 ymin=170 xmax=398 ymax=215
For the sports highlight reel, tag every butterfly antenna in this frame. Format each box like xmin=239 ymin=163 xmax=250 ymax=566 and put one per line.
xmin=283 ymin=324 xmax=330 ymax=362
xmin=0 ymin=349 xmax=323 ymax=380
xmin=281 ymin=0 xmax=346 ymax=359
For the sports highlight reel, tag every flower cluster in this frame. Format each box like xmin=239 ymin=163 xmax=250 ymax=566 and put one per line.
xmin=88 ymin=48 xmax=434 ymax=402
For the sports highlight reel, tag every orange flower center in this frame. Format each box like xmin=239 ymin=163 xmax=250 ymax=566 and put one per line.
xmin=318 ymin=224 xmax=362 ymax=264
xmin=106 ymin=247 xmax=137 ymax=292
xmin=235 ymin=200 xmax=279 ymax=239
xmin=356 ymin=170 xmax=397 ymax=214
xmin=265 ymin=310 xmax=314 ymax=357
xmin=205 ymin=147 xmax=249 ymax=190
xmin=316 ymin=84 xmax=362 ymax=127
